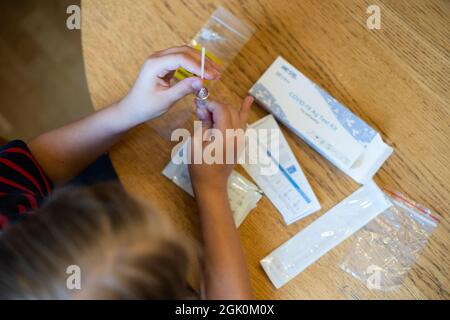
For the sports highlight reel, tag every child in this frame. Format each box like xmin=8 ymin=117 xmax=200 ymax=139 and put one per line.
xmin=0 ymin=46 xmax=253 ymax=299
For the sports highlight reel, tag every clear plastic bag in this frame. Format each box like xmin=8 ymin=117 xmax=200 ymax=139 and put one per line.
xmin=152 ymin=7 xmax=254 ymax=139
xmin=175 ymin=6 xmax=254 ymax=82
xmin=340 ymin=188 xmax=439 ymax=291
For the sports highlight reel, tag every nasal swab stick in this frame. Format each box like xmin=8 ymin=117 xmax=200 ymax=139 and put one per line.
xmin=200 ymin=47 xmax=205 ymax=79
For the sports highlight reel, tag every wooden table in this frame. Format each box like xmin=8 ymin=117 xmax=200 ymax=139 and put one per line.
xmin=82 ymin=0 xmax=449 ymax=299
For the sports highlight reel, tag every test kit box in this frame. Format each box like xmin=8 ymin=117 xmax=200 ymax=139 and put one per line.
xmin=249 ymin=57 xmax=393 ymax=184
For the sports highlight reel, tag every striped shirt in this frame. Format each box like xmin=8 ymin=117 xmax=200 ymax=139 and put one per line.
xmin=0 ymin=140 xmax=53 ymax=230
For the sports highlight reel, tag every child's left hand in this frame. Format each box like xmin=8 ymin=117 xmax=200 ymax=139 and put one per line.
xmin=117 ymin=45 xmax=220 ymax=123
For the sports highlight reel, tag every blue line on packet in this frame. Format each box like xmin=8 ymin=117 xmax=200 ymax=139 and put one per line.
xmin=266 ymin=150 xmax=311 ymax=204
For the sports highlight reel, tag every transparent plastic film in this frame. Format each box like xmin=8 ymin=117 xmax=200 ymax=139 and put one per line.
xmin=151 ymin=7 xmax=253 ymax=140
xmin=227 ymin=171 xmax=263 ymax=227
xmin=175 ymin=6 xmax=254 ymax=83
xmin=260 ymin=181 xmax=392 ymax=289
xmin=340 ymin=188 xmax=439 ymax=291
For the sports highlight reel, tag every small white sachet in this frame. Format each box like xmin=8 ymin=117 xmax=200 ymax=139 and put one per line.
xmin=162 ymin=138 xmax=262 ymax=227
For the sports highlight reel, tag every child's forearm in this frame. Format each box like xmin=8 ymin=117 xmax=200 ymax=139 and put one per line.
xmin=193 ymin=184 xmax=253 ymax=300
xmin=28 ymin=103 xmax=138 ymax=185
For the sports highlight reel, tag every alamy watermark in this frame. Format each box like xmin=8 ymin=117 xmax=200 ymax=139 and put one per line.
xmin=171 ymin=121 xmax=281 ymax=176
xmin=66 ymin=265 xmax=81 ymax=290
xmin=366 ymin=264 xmax=383 ymax=290
xmin=66 ymin=5 xmax=81 ymax=30
xmin=366 ymin=5 xmax=381 ymax=30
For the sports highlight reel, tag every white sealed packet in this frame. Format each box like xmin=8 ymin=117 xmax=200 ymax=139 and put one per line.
xmin=242 ymin=115 xmax=321 ymax=224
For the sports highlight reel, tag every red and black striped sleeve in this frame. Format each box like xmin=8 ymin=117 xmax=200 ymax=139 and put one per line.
xmin=0 ymin=140 xmax=53 ymax=230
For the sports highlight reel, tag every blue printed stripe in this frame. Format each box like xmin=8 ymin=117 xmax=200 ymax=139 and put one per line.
xmin=266 ymin=150 xmax=311 ymax=204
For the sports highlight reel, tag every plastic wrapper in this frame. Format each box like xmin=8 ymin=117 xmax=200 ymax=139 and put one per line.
xmin=261 ymin=181 xmax=392 ymax=288
xmin=162 ymin=138 xmax=262 ymax=227
xmin=340 ymin=188 xmax=439 ymax=291
xmin=151 ymin=7 xmax=254 ymax=139
xmin=175 ymin=6 xmax=254 ymax=82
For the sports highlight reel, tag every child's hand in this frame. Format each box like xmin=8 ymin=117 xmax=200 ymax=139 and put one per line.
xmin=189 ymin=96 xmax=253 ymax=193
xmin=117 ymin=46 xmax=220 ymax=123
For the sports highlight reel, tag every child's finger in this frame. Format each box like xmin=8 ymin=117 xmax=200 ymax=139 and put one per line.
xmin=166 ymin=77 xmax=203 ymax=102
xmin=149 ymin=47 xmax=219 ymax=79
xmin=206 ymin=100 xmax=232 ymax=130
xmin=195 ymin=107 xmax=213 ymax=127
xmin=239 ymin=96 xmax=253 ymax=125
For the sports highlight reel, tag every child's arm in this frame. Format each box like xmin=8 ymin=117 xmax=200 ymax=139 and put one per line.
xmin=28 ymin=46 xmax=220 ymax=185
xmin=189 ymin=97 xmax=254 ymax=300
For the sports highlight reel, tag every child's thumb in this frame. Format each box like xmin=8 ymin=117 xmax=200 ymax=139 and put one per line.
xmin=195 ymin=104 xmax=213 ymax=128
xmin=167 ymin=77 xmax=203 ymax=102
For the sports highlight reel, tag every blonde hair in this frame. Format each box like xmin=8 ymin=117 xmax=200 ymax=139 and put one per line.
xmin=0 ymin=183 xmax=195 ymax=299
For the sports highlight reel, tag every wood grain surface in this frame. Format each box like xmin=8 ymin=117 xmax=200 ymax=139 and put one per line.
xmin=81 ymin=0 xmax=449 ymax=299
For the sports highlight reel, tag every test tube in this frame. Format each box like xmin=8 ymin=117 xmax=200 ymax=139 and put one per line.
xmin=195 ymin=47 xmax=209 ymax=109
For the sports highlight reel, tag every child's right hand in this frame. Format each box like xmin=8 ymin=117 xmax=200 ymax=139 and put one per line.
xmin=189 ymin=96 xmax=253 ymax=193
